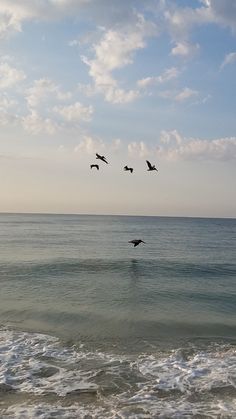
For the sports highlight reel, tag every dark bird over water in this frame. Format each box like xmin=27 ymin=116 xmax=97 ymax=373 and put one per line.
xmin=124 ymin=165 xmax=133 ymax=173
xmin=129 ymin=239 xmax=146 ymax=247
xmin=96 ymin=153 xmax=108 ymax=164
xmin=146 ymin=160 xmax=158 ymax=171
xmin=90 ymin=164 xmax=99 ymax=170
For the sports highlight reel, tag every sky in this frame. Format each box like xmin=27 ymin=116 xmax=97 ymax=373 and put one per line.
xmin=0 ymin=0 xmax=235 ymax=217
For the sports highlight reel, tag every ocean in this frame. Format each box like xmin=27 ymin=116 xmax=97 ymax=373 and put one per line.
xmin=0 ymin=213 xmax=235 ymax=418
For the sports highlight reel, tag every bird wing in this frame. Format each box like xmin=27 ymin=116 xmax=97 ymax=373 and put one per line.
xmin=146 ymin=160 xmax=152 ymax=169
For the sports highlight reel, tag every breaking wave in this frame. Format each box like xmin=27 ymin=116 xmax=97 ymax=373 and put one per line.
xmin=1 ymin=328 xmax=236 ymax=418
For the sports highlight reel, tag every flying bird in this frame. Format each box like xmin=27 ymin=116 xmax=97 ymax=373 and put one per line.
xmin=124 ymin=165 xmax=133 ymax=173
xmin=146 ymin=160 xmax=158 ymax=171
xmin=96 ymin=153 xmax=108 ymax=164
xmin=129 ymin=239 xmax=146 ymax=247
xmin=90 ymin=164 xmax=99 ymax=170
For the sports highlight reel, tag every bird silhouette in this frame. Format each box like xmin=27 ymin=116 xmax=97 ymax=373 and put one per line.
xmin=96 ymin=153 xmax=108 ymax=164
xmin=146 ymin=160 xmax=158 ymax=171
xmin=129 ymin=239 xmax=146 ymax=247
xmin=124 ymin=165 xmax=133 ymax=173
xmin=90 ymin=164 xmax=99 ymax=170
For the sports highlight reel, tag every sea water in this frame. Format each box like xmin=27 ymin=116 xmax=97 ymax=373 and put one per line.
xmin=0 ymin=213 xmax=235 ymax=418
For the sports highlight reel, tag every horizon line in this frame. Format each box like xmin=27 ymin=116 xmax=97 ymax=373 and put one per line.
xmin=0 ymin=211 xmax=235 ymax=220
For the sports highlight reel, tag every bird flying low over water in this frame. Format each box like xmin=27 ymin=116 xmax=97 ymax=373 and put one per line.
xmin=90 ymin=164 xmax=99 ymax=170
xmin=129 ymin=239 xmax=146 ymax=247
xmin=96 ymin=153 xmax=108 ymax=164
xmin=124 ymin=165 xmax=133 ymax=173
xmin=146 ymin=160 xmax=158 ymax=171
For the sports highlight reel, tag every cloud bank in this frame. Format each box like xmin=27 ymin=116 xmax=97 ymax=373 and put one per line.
xmin=127 ymin=130 xmax=236 ymax=162
xmin=157 ymin=130 xmax=236 ymax=161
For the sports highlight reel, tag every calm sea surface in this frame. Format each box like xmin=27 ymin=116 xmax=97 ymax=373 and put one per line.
xmin=0 ymin=213 xmax=235 ymax=418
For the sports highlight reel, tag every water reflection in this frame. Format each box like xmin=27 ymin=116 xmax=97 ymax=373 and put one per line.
xmin=129 ymin=259 xmax=142 ymax=281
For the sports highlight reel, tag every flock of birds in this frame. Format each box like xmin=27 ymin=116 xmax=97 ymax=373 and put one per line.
xmin=90 ymin=153 xmax=158 ymax=248
xmin=90 ymin=153 xmax=158 ymax=173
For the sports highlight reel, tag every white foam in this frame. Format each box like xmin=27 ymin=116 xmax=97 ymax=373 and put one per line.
xmin=1 ymin=328 xmax=236 ymax=418
xmin=136 ymin=346 xmax=236 ymax=394
xmin=3 ymin=398 xmax=236 ymax=419
xmin=0 ymin=328 xmax=102 ymax=396
xmin=3 ymin=403 xmax=107 ymax=419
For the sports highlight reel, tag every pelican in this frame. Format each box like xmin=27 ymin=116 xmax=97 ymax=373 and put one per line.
xmin=90 ymin=164 xmax=99 ymax=170
xmin=96 ymin=153 xmax=108 ymax=164
xmin=146 ymin=160 xmax=158 ymax=171
xmin=124 ymin=165 xmax=133 ymax=173
xmin=129 ymin=239 xmax=146 ymax=247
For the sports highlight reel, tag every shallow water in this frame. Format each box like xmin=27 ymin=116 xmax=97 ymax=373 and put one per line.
xmin=0 ymin=213 xmax=235 ymax=417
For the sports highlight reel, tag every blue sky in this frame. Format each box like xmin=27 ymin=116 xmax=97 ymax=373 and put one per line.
xmin=0 ymin=0 xmax=235 ymax=217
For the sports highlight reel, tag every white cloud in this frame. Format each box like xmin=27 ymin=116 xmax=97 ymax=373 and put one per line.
xmin=80 ymin=79 xmax=139 ymax=104
xmin=56 ymin=90 xmax=72 ymax=101
xmin=0 ymin=62 xmax=26 ymax=89
xmin=157 ymin=130 xmax=236 ymax=161
xmin=0 ymin=1 xmax=88 ymax=28
xmin=0 ymin=74 xmax=92 ymax=132
xmin=54 ymin=101 xmax=93 ymax=123
xmin=160 ymin=129 xmax=182 ymax=146
xmin=74 ymin=135 xmax=105 ymax=155
xmin=202 ymin=0 xmax=236 ymax=30
xmin=101 ymin=86 xmax=139 ymax=104
xmin=0 ymin=92 xmax=18 ymax=126
xmin=74 ymin=135 xmax=122 ymax=156
xmin=126 ymin=130 xmax=236 ymax=163
xmin=191 ymin=94 xmax=211 ymax=106
xmin=0 ymin=112 xmax=17 ymax=126
xmin=26 ymin=79 xmax=58 ymax=108
xmin=0 ymin=9 xmax=22 ymax=39
xmin=68 ymin=39 xmax=79 ymax=47
xmin=158 ymin=67 xmax=180 ymax=83
xmin=160 ymin=87 xmax=199 ymax=102
xmin=111 ymin=138 xmax=122 ymax=151
xmin=220 ymin=52 xmax=236 ymax=70
xmin=164 ymin=0 xmax=236 ymax=45
xmin=0 ymin=0 xmax=235 ymax=44
xmin=137 ymin=67 xmax=180 ymax=88
xmin=0 ymin=92 xmax=17 ymax=110
xmin=0 ymin=1 xmax=155 ymax=40
xmin=164 ymin=3 xmax=213 ymax=42
xmin=26 ymin=78 xmax=71 ymax=108
xmin=171 ymin=41 xmax=200 ymax=57
xmin=81 ymin=14 xmax=157 ymax=103
xmin=175 ymin=87 xmax=198 ymax=102
xmin=128 ymin=141 xmax=150 ymax=158
xmin=22 ymin=110 xmax=59 ymax=135
xmin=137 ymin=77 xmax=154 ymax=89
